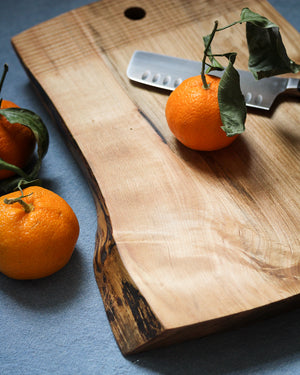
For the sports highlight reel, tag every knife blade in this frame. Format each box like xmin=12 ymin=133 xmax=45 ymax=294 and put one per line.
xmin=127 ymin=50 xmax=300 ymax=110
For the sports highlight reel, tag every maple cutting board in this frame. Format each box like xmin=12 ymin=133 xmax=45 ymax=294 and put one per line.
xmin=12 ymin=0 xmax=300 ymax=354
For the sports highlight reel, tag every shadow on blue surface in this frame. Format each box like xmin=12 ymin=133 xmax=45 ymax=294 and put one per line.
xmin=0 ymin=248 xmax=85 ymax=310
xmin=128 ymin=307 xmax=300 ymax=374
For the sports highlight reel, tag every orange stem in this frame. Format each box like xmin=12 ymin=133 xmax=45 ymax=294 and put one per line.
xmin=4 ymin=192 xmax=34 ymax=213
xmin=201 ymin=20 xmax=218 ymax=89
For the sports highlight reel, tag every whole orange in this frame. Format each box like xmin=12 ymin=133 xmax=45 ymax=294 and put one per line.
xmin=165 ymin=75 xmax=239 ymax=151
xmin=0 ymin=100 xmax=36 ymax=180
xmin=0 ymin=186 xmax=80 ymax=280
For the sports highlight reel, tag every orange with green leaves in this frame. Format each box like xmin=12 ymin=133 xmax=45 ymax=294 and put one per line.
xmin=0 ymin=98 xmax=36 ymax=180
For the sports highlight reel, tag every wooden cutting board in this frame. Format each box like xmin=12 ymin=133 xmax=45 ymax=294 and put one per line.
xmin=12 ymin=0 xmax=300 ymax=354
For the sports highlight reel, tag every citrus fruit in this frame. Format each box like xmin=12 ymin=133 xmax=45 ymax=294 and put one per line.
xmin=165 ymin=75 xmax=239 ymax=151
xmin=0 ymin=99 xmax=36 ymax=180
xmin=0 ymin=186 xmax=80 ymax=280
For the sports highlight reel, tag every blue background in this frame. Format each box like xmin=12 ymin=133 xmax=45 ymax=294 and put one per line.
xmin=0 ymin=1 xmax=299 ymax=374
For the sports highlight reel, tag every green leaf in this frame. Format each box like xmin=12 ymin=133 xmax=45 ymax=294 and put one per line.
xmin=241 ymin=8 xmax=300 ymax=79
xmin=218 ymin=54 xmax=246 ymax=137
xmin=0 ymin=107 xmax=49 ymax=194
xmin=240 ymin=8 xmax=277 ymax=28
xmin=0 ymin=108 xmax=49 ymax=159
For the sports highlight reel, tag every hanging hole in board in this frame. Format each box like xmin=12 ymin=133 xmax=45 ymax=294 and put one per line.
xmin=124 ymin=7 xmax=146 ymax=20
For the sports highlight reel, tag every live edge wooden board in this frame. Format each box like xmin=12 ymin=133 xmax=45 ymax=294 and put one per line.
xmin=12 ymin=0 xmax=300 ymax=354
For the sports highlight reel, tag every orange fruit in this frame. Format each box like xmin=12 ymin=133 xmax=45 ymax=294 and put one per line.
xmin=0 ymin=99 xmax=36 ymax=180
xmin=165 ymin=75 xmax=239 ymax=151
xmin=0 ymin=186 xmax=80 ymax=280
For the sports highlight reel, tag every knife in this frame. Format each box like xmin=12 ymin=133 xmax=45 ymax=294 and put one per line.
xmin=127 ymin=50 xmax=300 ymax=110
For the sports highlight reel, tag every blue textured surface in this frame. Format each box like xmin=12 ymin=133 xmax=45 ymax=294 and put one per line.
xmin=0 ymin=1 xmax=299 ymax=374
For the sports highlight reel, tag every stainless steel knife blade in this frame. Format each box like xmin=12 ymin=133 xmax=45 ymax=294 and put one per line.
xmin=127 ymin=50 xmax=300 ymax=110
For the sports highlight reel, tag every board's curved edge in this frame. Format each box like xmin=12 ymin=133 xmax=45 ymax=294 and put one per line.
xmin=93 ymin=201 xmax=165 ymax=354
xmin=11 ymin=40 xmax=168 ymax=354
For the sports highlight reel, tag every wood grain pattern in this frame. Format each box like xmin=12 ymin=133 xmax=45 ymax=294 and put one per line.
xmin=11 ymin=0 xmax=300 ymax=354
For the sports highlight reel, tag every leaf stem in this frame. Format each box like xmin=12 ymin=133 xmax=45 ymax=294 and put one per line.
xmin=201 ymin=20 xmax=219 ymax=89
xmin=0 ymin=64 xmax=9 ymax=104
xmin=216 ymin=20 xmax=241 ymax=32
